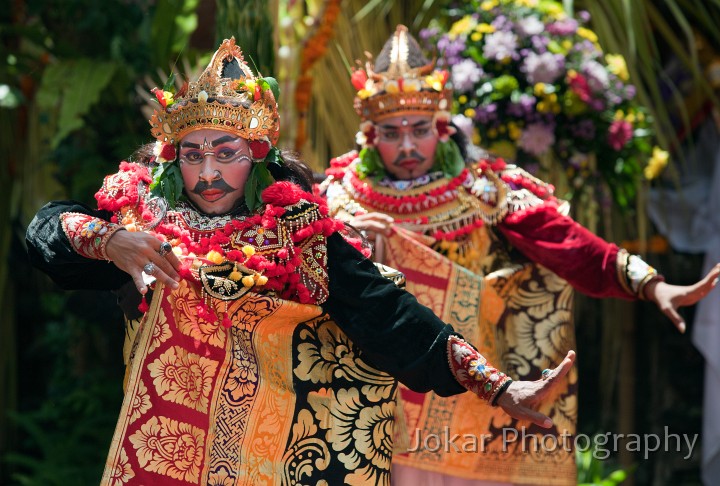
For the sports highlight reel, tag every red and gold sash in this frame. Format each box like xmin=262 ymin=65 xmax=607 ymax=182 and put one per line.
xmin=103 ymin=280 xmax=400 ymax=485
xmin=385 ymin=227 xmax=577 ymax=485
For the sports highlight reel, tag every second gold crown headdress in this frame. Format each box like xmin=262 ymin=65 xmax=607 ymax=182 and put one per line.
xmin=352 ymin=25 xmax=452 ymax=121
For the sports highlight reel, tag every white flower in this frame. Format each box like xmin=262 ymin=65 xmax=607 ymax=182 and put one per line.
xmin=483 ymin=31 xmax=518 ymax=61
xmin=451 ymin=59 xmax=484 ymax=92
xmin=522 ymin=51 xmax=564 ymax=84
xmin=278 ymin=46 xmax=291 ymax=59
xmin=452 ymin=114 xmax=474 ymax=140
xmin=355 ymin=130 xmax=367 ymax=147
xmin=583 ymin=60 xmax=610 ymax=92
xmin=517 ymin=16 xmax=545 ymax=36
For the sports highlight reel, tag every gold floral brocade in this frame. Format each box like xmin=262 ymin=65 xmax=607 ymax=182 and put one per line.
xmin=385 ymin=227 xmax=577 ymax=485
xmin=102 ymin=280 xmax=399 ymax=485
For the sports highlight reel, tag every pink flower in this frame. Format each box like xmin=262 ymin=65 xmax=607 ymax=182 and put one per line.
xmin=607 ymin=119 xmax=633 ymax=151
xmin=518 ymin=123 xmax=555 ymax=156
xmin=568 ymin=71 xmax=592 ymax=103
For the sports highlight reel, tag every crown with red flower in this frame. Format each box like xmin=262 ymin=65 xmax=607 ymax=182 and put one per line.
xmin=353 ymin=25 xmax=452 ymax=122
xmin=149 ymin=37 xmax=279 ymax=160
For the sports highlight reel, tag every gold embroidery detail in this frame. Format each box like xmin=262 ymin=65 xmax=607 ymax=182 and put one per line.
xmin=148 ymin=309 xmax=171 ymax=355
xmin=129 ymin=379 xmax=152 ymax=424
xmin=149 ymin=346 xmax=218 ymax=413
xmin=129 ymin=416 xmax=205 ymax=483
xmin=107 ymin=448 xmax=135 ymax=485
xmin=169 ymin=280 xmax=227 ymax=347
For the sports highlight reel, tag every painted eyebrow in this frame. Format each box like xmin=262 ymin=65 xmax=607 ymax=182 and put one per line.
xmin=179 ymin=135 xmax=242 ymax=149
xmin=379 ymin=120 xmax=432 ymax=130
xmin=211 ymin=135 xmax=241 ymax=146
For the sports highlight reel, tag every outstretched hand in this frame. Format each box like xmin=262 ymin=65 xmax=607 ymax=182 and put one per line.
xmin=350 ymin=212 xmax=394 ymax=240
xmin=106 ymin=230 xmax=181 ymax=294
xmin=644 ymin=263 xmax=720 ymax=333
xmin=496 ymin=350 xmax=576 ymax=428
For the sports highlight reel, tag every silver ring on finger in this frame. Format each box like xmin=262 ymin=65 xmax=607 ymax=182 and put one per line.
xmin=158 ymin=241 xmax=172 ymax=257
xmin=143 ymin=262 xmax=156 ymax=275
xmin=541 ymin=369 xmax=551 ymax=380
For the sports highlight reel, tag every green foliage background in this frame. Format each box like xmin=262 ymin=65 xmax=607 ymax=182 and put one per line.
xmin=0 ymin=0 xmax=239 ymax=483
xmin=0 ymin=0 xmax=714 ymax=484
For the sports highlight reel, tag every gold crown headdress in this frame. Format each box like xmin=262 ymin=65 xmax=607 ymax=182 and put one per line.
xmin=353 ymin=25 xmax=452 ymax=121
xmin=149 ymin=37 xmax=280 ymax=146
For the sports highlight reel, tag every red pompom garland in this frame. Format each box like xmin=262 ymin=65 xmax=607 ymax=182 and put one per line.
xmin=95 ymin=162 xmax=152 ymax=213
xmin=146 ymin=181 xmax=342 ymax=306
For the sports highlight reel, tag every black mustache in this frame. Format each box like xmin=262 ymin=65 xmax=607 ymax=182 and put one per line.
xmin=191 ymin=179 xmax=237 ymax=194
xmin=393 ymin=150 xmax=426 ymax=165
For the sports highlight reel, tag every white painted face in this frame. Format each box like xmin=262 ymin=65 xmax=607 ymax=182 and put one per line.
xmin=375 ymin=114 xmax=438 ymax=179
xmin=178 ymin=128 xmax=253 ymax=214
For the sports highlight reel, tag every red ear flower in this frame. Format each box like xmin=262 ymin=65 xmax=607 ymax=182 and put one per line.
xmin=351 ymin=69 xmax=368 ymax=91
xmin=357 ymin=121 xmax=376 ymax=148
xmin=159 ymin=143 xmax=176 ymax=161
xmin=249 ymin=139 xmax=272 ymax=160
xmin=153 ymin=141 xmax=177 ymax=163
xmin=432 ymin=111 xmax=457 ymax=142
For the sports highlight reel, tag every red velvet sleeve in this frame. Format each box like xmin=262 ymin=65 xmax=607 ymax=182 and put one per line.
xmin=497 ymin=203 xmax=633 ymax=300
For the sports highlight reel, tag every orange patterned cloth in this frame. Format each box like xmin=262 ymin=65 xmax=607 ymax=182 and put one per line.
xmin=384 ymin=227 xmax=577 ymax=485
xmin=103 ymin=281 xmax=400 ymax=485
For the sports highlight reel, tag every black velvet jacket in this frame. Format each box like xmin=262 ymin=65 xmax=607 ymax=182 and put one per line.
xmin=26 ymin=200 xmax=465 ymax=397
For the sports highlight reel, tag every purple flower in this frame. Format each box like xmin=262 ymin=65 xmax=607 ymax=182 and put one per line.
xmin=547 ymin=18 xmax=578 ymax=36
xmin=451 ymin=59 xmax=484 ymax=92
xmin=483 ymin=31 xmax=518 ymax=61
xmin=625 ymin=84 xmax=636 ymax=100
xmin=438 ymin=36 xmax=467 ymax=65
xmin=574 ymin=40 xmax=600 ymax=58
xmin=589 ymin=99 xmax=605 ymax=111
xmin=518 ymin=122 xmax=555 ymax=156
xmin=571 ymin=119 xmax=596 ymax=140
xmin=577 ymin=10 xmax=591 ymax=23
xmin=492 ymin=15 xmax=511 ymax=31
xmin=519 ymin=94 xmax=536 ymax=112
xmin=475 ymin=103 xmax=498 ymax=124
xmin=420 ymin=27 xmax=439 ymax=40
xmin=530 ymin=35 xmax=550 ymax=53
xmin=606 ymin=92 xmax=622 ymax=106
xmin=522 ymin=51 xmax=565 ymax=84
xmin=507 ymin=94 xmax=538 ymax=118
